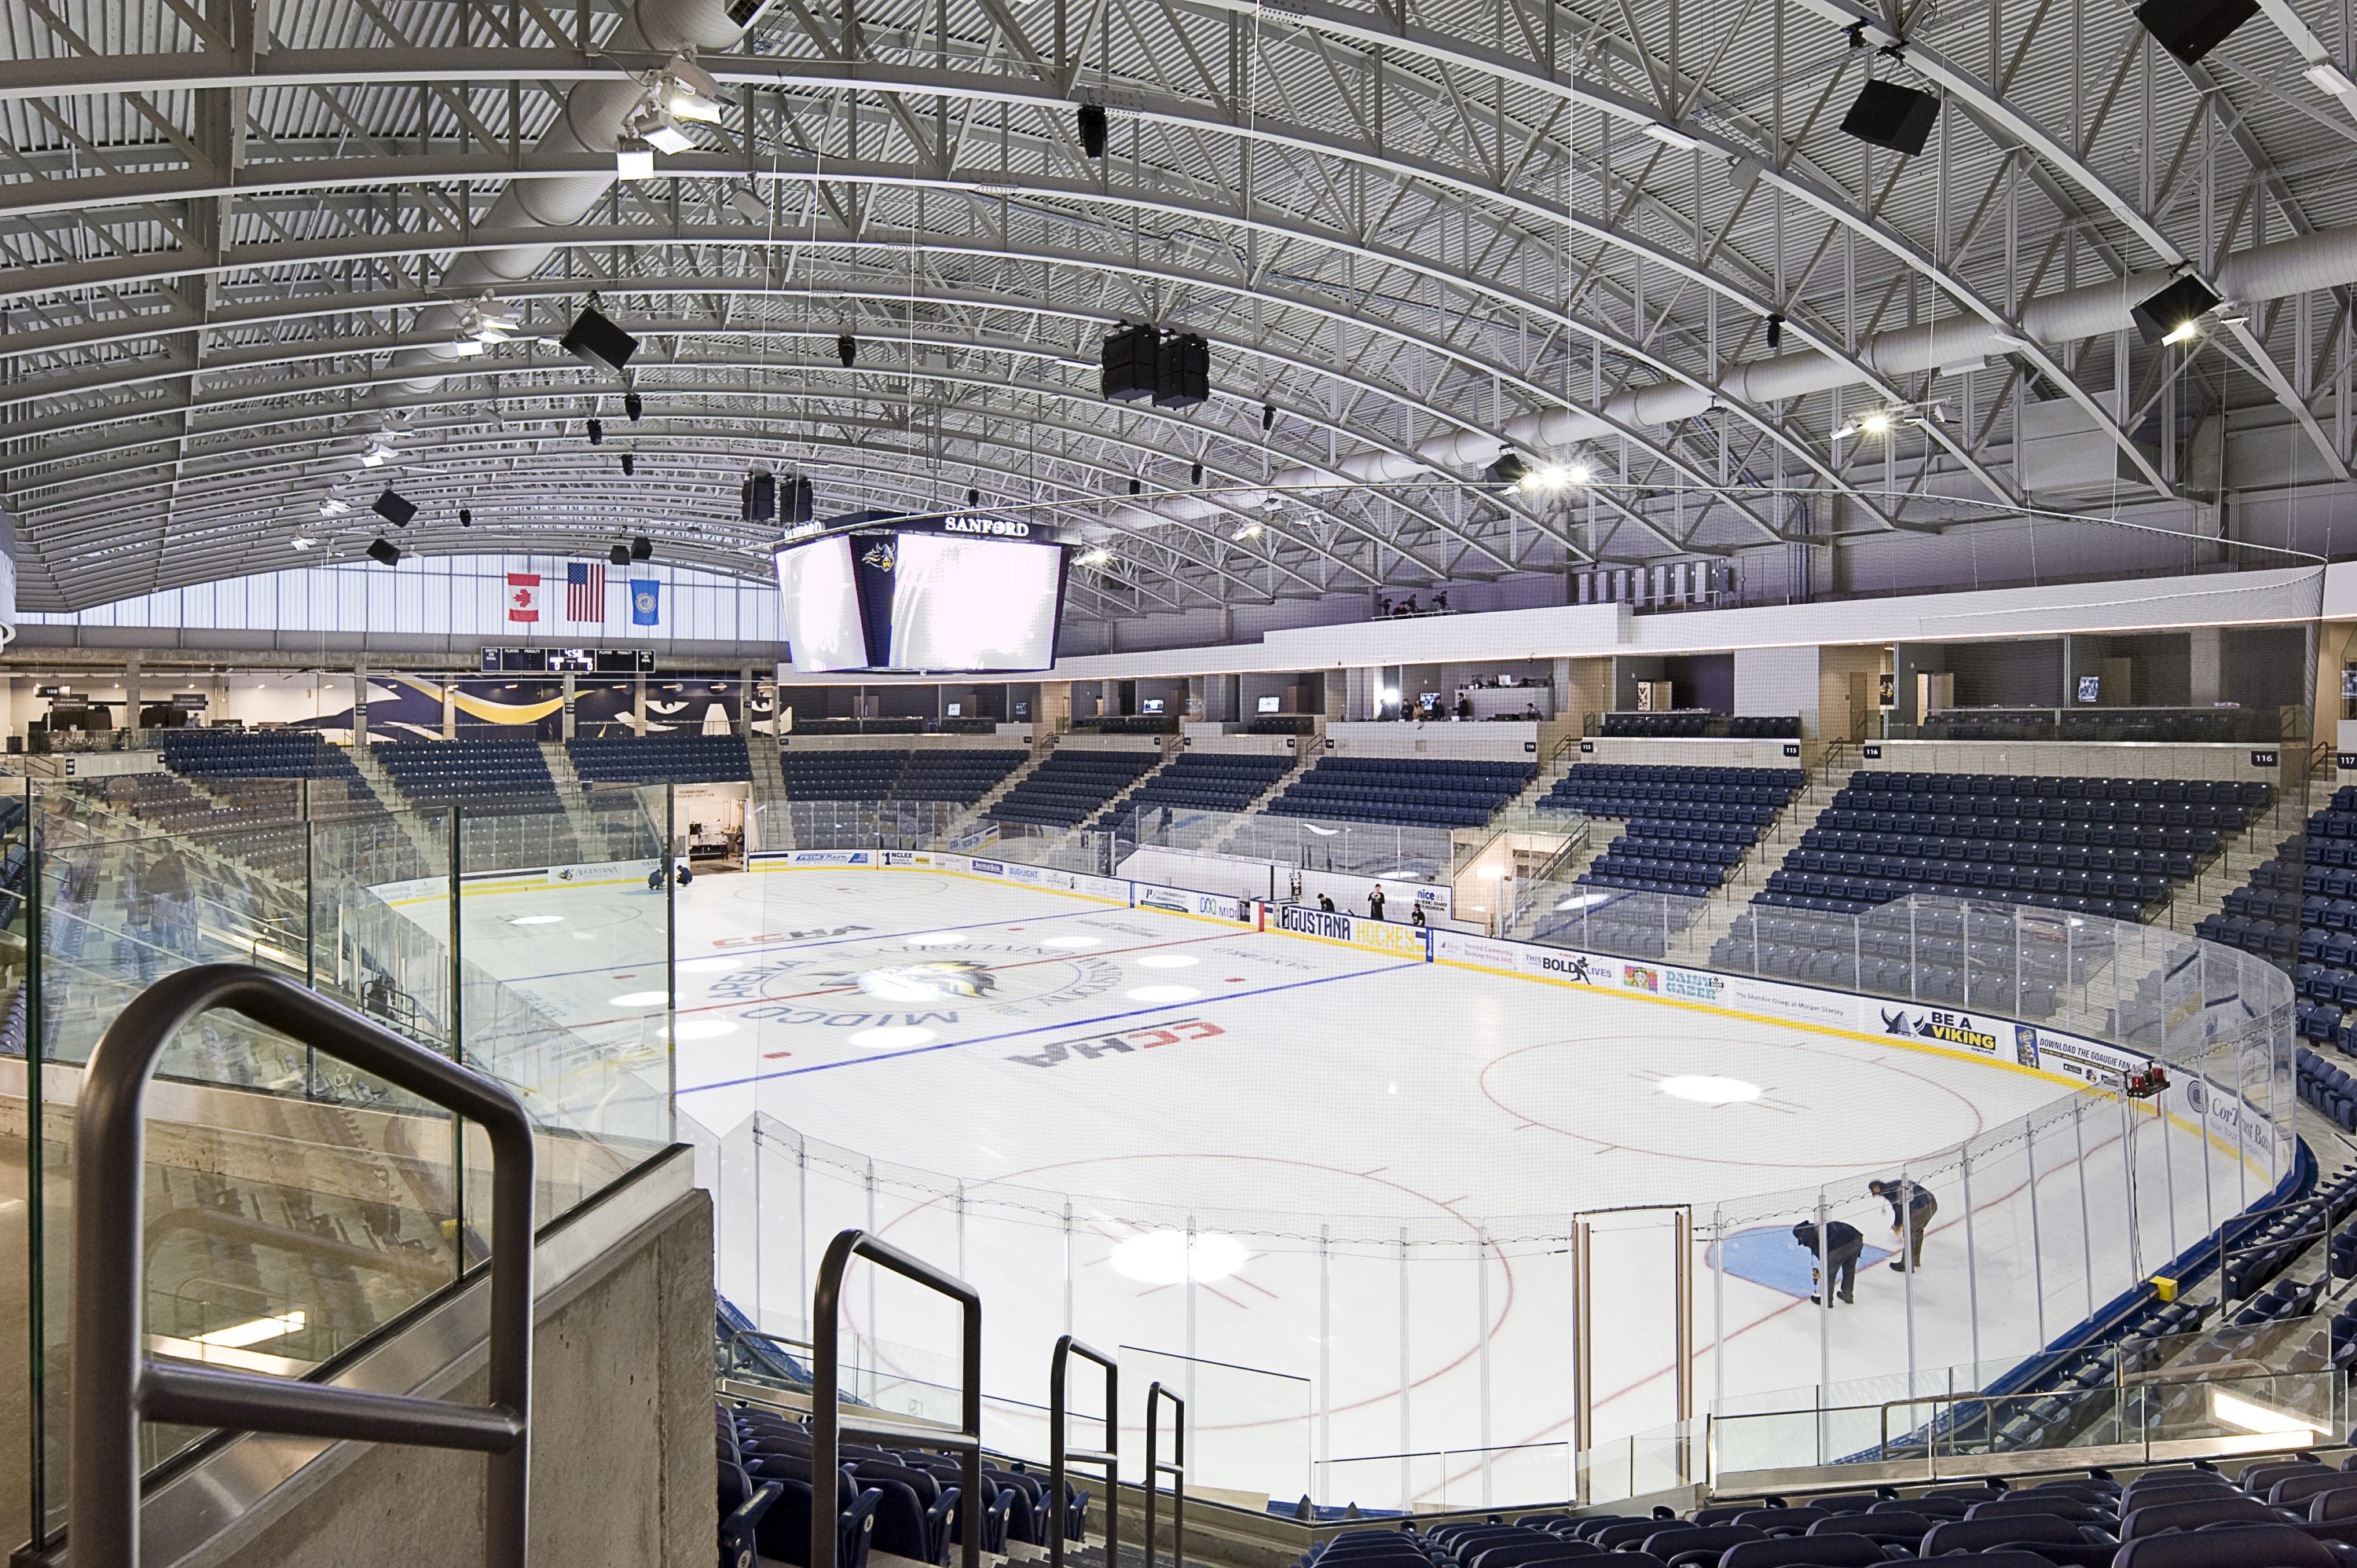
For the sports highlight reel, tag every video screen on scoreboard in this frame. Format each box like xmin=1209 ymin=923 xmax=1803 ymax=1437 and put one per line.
xmin=776 ymin=536 xmax=870 ymax=672
xmin=885 ymin=533 xmax=1065 ymax=671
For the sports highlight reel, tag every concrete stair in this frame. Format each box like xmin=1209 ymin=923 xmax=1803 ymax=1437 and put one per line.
xmin=1079 ymin=741 xmax=1184 ymax=833
xmin=939 ymin=746 xmax=1056 ymax=845
xmin=2162 ymin=816 xmax=2305 ymax=933
xmin=344 ymin=743 xmax=445 ymax=866
xmin=537 ymin=742 xmax=607 ymax=856
xmin=1200 ymin=750 xmax=1318 ymax=854
xmin=747 ymin=738 xmax=794 ymax=851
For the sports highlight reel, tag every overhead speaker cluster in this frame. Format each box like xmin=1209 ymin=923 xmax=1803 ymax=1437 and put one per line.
xmin=2135 ymin=0 xmax=2258 ymax=64
xmin=560 ymin=306 xmax=639 ymax=374
xmin=1077 ymin=103 xmax=1108 ymax=159
xmin=782 ymin=474 xmax=814 ymax=525
xmin=372 ymin=488 xmax=418 ymax=528
xmin=609 ymin=543 xmax=631 ymax=567
xmin=1100 ymin=325 xmax=1209 ymax=408
xmin=367 ymin=537 xmax=402 ymax=566
xmin=1839 ymin=79 xmax=1940 ymax=156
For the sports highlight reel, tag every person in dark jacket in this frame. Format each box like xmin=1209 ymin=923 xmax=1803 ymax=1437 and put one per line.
xmin=1367 ymin=885 xmax=1387 ymax=921
xmin=1870 ymin=1178 xmax=1938 ymax=1271
xmin=1792 ymin=1218 xmax=1864 ymax=1306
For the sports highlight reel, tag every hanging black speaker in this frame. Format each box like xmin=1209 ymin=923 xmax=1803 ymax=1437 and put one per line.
xmin=837 ymin=333 xmax=858 ymax=367
xmin=1839 ymin=79 xmax=1939 ymax=156
xmin=1154 ymin=332 xmax=1209 ymax=408
xmin=743 ymin=471 xmax=776 ymax=522
xmin=1099 ymin=324 xmax=1159 ymax=401
xmin=366 ymin=537 xmax=401 ymax=566
xmin=2135 ymin=0 xmax=2259 ymax=64
xmin=1077 ymin=103 xmax=1108 ymax=159
xmin=609 ymin=543 xmax=630 ymax=567
xmin=559 ymin=306 xmax=639 ymax=374
xmin=372 ymin=488 xmax=417 ymax=528
xmin=781 ymin=474 xmax=814 ymax=525
xmin=630 ymin=534 xmax=654 ymax=561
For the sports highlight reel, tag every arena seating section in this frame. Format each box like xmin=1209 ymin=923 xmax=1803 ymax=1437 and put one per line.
xmin=1764 ymin=773 xmax=2269 ymax=921
xmin=567 ymin=734 xmax=751 ymax=784
xmin=1108 ymin=753 xmax=1292 ymax=825
xmin=2199 ymin=785 xmax=2357 ymax=1049
xmin=1266 ymin=757 xmax=1534 ymax=829
xmin=1601 ymin=710 xmax=1715 ymax=738
xmin=1537 ymin=764 xmax=1803 ymax=897
xmin=1280 ymin=1455 xmax=2357 ymax=1568
xmin=372 ymin=738 xmax=562 ymax=815
xmin=988 ymin=748 xmax=1158 ymax=828
xmin=719 ymin=1399 xmax=1083 ymax=1567
xmin=158 ymin=731 xmax=380 ymax=812
xmin=776 ymin=747 xmax=1026 ymax=804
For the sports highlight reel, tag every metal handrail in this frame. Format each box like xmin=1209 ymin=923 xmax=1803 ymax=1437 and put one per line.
xmin=1048 ymin=1335 xmax=1118 ymax=1568
xmin=69 ymin=962 xmax=535 ymax=1568
xmin=1142 ymin=1381 xmax=1185 ymax=1568
xmin=810 ymin=1229 xmax=983 ymax=1568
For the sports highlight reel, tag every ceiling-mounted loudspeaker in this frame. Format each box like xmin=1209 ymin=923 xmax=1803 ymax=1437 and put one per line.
xmin=610 ymin=543 xmax=631 ymax=567
xmin=620 ymin=452 xmax=636 ymax=476
xmin=1128 ymin=478 xmax=1142 ymax=496
xmin=1099 ymin=324 xmax=1159 ymax=401
xmin=1077 ymin=102 xmax=1108 ymax=159
xmin=1189 ymin=460 xmax=1204 ymax=485
xmin=2130 ymin=274 xmax=2222 ymax=343
xmin=782 ymin=474 xmax=814 ymax=525
xmin=1839 ymin=79 xmax=1940 ymax=156
xmin=459 ymin=507 xmax=473 ymax=528
xmin=1154 ymin=332 xmax=1209 ymax=408
xmin=837 ymin=333 xmax=857 ymax=367
xmin=624 ymin=391 xmax=644 ymax=423
xmin=1765 ymin=312 xmax=1784 ymax=350
xmin=966 ymin=487 xmax=981 ymax=506
xmin=1262 ymin=403 xmax=1275 ymax=431
xmin=630 ymin=535 xmax=654 ymax=561
xmin=367 ymin=537 xmax=401 ymax=566
xmin=743 ymin=469 xmax=776 ymax=522
xmin=560 ymin=305 xmax=639 ymax=374
xmin=2135 ymin=0 xmax=2259 ymax=64
xmin=586 ymin=418 xmax=603 ymax=445
xmin=372 ymin=488 xmax=418 ymax=528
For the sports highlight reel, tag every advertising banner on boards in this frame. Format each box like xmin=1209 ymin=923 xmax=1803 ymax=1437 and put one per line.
xmin=1270 ymin=903 xmax=1432 ymax=958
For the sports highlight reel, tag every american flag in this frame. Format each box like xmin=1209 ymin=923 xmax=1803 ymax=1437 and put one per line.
xmin=566 ymin=560 xmax=603 ymax=621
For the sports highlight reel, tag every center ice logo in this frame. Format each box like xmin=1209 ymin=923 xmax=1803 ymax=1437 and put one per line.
xmin=852 ymin=959 xmax=999 ymax=1002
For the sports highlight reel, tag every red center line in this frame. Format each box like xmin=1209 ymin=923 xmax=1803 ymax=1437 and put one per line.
xmin=560 ymin=927 xmax=1251 ymax=1032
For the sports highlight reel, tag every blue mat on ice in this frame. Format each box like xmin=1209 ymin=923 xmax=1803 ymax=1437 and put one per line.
xmin=1707 ymin=1226 xmax=1896 ymax=1298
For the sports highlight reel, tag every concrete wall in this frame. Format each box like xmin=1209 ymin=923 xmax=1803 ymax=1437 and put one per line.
xmin=190 ymin=1178 xmax=715 ymax=1568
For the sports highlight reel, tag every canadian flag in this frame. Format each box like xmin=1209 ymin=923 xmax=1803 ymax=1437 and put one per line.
xmin=508 ymin=572 xmax=540 ymax=623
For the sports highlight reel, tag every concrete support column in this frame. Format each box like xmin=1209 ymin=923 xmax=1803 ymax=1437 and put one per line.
xmin=1321 ymin=672 xmax=1347 ymax=721
xmin=2189 ymin=628 xmax=2223 ymax=709
xmin=633 ymin=671 xmax=648 ymax=735
xmin=441 ymin=680 xmax=457 ymax=740
xmin=352 ymin=662 xmax=370 ymax=747
xmin=562 ymin=670 xmax=578 ymax=740
xmin=123 ymin=654 xmax=142 ymax=732
xmin=740 ymin=665 xmax=757 ymax=735
xmin=1039 ymin=681 xmax=1072 ymax=733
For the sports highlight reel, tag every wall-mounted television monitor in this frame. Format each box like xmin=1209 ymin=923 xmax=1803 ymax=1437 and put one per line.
xmin=1255 ymin=694 xmax=1283 ymax=714
xmin=1141 ymin=698 xmax=1165 ymax=714
xmin=2342 ymin=666 xmax=2357 ymax=701
xmin=2077 ymin=675 xmax=2102 ymax=703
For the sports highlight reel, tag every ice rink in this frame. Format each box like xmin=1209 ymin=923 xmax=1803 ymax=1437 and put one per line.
xmin=426 ymin=862 xmax=2271 ymax=1505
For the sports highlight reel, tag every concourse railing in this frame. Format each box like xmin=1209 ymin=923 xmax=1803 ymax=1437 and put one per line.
xmin=810 ymin=1229 xmax=984 ymax=1568
xmin=1143 ymin=1381 xmax=1186 ymax=1568
xmin=1048 ymin=1335 xmax=1118 ymax=1568
xmin=68 ymin=964 xmax=535 ymax=1568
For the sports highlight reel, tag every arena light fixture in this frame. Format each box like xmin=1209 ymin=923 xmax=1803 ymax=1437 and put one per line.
xmin=657 ymin=50 xmax=728 ymax=122
xmin=466 ymin=299 xmax=519 ymax=341
xmin=1565 ymin=461 xmax=1593 ymax=485
xmin=1641 ymin=120 xmax=1702 ymax=151
xmin=628 ymin=99 xmax=701 ymax=156
xmin=317 ymin=497 xmax=350 ymax=516
xmin=1858 ymin=411 xmax=1893 ymax=434
xmin=1233 ymin=522 xmax=1263 ymax=541
xmin=1109 ymin=1229 xmax=1248 ymax=1286
xmin=729 ymin=185 xmax=767 ymax=224
xmin=360 ymin=436 xmax=397 ymax=467
xmin=1076 ymin=547 xmax=1112 ymax=566
xmin=2309 ymin=61 xmax=2357 ymax=97
xmin=614 ymin=134 xmax=657 ymax=179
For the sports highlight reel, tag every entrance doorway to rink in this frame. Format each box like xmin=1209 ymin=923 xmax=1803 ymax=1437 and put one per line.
xmin=450 ymin=854 xmax=2284 ymax=1511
